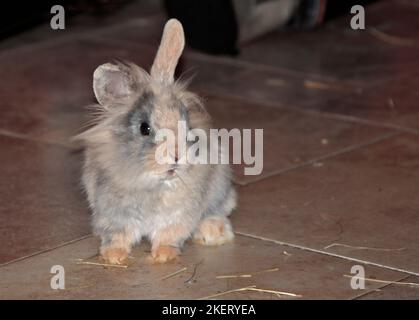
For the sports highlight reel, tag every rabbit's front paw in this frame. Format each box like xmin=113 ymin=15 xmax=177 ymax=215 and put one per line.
xmin=150 ymin=245 xmax=180 ymax=263
xmin=100 ymin=247 xmax=129 ymax=265
xmin=193 ymin=216 xmax=234 ymax=246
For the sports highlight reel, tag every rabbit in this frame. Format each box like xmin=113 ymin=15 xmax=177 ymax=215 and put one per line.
xmin=77 ymin=19 xmax=237 ymax=264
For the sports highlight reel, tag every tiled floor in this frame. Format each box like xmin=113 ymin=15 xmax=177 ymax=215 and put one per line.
xmin=1 ymin=0 xmax=419 ymax=299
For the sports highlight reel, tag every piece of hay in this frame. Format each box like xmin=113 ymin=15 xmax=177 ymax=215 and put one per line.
xmin=369 ymin=27 xmax=416 ymax=46
xmin=76 ymin=261 xmax=128 ymax=269
xmin=324 ymin=243 xmax=405 ymax=252
xmin=253 ymin=267 xmax=280 ymax=274
xmin=65 ymin=284 xmax=95 ymax=290
xmin=198 ymin=285 xmax=301 ymax=300
xmin=216 ymin=267 xmax=279 ymax=279
xmin=343 ymin=275 xmax=419 ymax=288
xmin=216 ymin=274 xmax=253 ymax=279
xmin=160 ymin=267 xmax=187 ymax=281
xmin=76 ymin=253 xmax=99 ymax=261
xmin=303 ymin=80 xmax=361 ymax=93
xmin=198 ymin=286 xmax=256 ymax=300
xmin=246 ymin=287 xmax=302 ymax=297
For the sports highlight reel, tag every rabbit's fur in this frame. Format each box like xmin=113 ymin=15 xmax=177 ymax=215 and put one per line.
xmin=78 ymin=19 xmax=236 ymax=264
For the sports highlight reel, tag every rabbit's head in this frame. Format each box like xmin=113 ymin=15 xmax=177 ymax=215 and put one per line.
xmin=80 ymin=19 xmax=211 ymax=187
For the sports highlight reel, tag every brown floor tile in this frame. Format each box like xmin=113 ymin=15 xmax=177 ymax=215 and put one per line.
xmin=233 ymin=133 xmax=419 ymax=275
xmin=363 ymin=0 xmax=419 ymax=38
xmin=317 ymin=74 xmax=419 ymax=132
xmin=238 ymin=0 xmax=419 ymax=83
xmin=0 ymin=39 xmax=156 ymax=146
xmin=0 ymin=234 xmax=405 ymax=299
xmin=357 ymin=276 xmax=419 ymax=299
xmin=89 ymin=13 xmax=167 ymax=47
xmin=228 ymin=0 xmax=419 ymax=131
xmin=205 ymin=94 xmax=393 ymax=184
xmin=191 ymin=62 xmax=353 ymax=112
xmin=0 ymin=135 xmax=90 ymax=265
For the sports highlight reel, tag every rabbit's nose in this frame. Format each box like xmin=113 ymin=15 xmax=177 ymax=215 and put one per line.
xmin=174 ymin=156 xmax=179 ymax=163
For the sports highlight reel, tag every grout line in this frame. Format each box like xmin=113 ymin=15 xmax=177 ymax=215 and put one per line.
xmin=0 ymin=234 xmax=93 ymax=268
xmin=197 ymin=88 xmax=419 ymax=135
xmin=305 ymin=111 xmax=419 ymax=135
xmin=241 ymin=131 xmax=401 ymax=186
xmin=189 ymin=51 xmax=365 ymax=87
xmin=235 ymin=231 xmax=419 ymax=277
xmin=351 ymin=274 xmax=414 ymax=300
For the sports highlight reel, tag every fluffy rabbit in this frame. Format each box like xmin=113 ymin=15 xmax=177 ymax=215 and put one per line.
xmin=78 ymin=19 xmax=236 ymax=264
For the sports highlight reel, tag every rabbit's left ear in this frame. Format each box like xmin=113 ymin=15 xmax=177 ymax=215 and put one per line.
xmin=150 ymin=19 xmax=185 ymax=84
xmin=93 ymin=62 xmax=141 ymax=107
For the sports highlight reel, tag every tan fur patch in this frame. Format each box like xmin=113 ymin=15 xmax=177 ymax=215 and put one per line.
xmin=100 ymin=247 xmax=129 ymax=265
xmin=193 ymin=217 xmax=234 ymax=246
xmin=152 ymin=224 xmax=190 ymax=247
xmin=150 ymin=245 xmax=180 ymax=263
xmin=100 ymin=232 xmax=134 ymax=264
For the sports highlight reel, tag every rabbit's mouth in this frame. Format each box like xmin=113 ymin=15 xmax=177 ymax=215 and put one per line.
xmin=164 ymin=165 xmax=178 ymax=179
xmin=164 ymin=164 xmax=187 ymax=181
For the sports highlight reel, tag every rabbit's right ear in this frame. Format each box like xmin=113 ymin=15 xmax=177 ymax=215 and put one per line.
xmin=150 ymin=19 xmax=185 ymax=84
xmin=93 ymin=63 xmax=139 ymax=107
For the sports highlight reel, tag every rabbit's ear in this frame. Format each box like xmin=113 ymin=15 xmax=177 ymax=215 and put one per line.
xmin=93 ymin=63 xmax=138 ymax=107
xmin=150 ymin=19 xmax=185 ymax=84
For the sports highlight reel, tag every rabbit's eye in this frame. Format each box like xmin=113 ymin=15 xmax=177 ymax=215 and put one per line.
xmin=140 ymin=122 xmax=151 ymax=136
